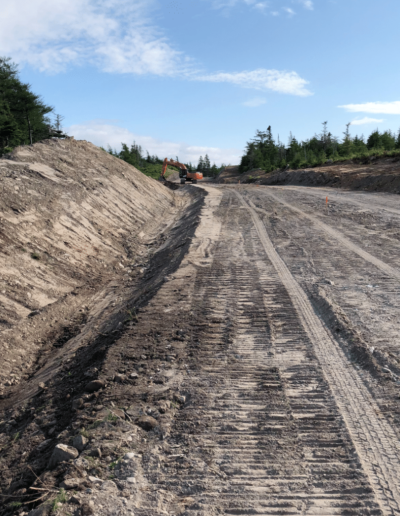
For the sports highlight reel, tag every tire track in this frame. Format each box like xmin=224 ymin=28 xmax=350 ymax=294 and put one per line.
xmin=236 ymin=190 xmax=400 ymax=515
xmin=256 ymin=190 xmax=400 ymax=280
xmin=141 ymin=190 xmax=382 ymax=515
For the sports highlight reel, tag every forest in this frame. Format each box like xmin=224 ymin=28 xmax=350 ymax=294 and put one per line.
xmin=0 ymin=57 xmax=64 ymax=155
xmin=239 ymin=123 xmax=400 ymax=173
xmin=107 ymin=144 xmax=221 ymax=179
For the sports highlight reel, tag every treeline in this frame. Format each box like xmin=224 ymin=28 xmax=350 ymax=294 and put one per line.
xmin=239 ymin=123 xmax=400 ymax=173
xmin=107 ymin=144 xmax=223 ymax=179
xmin=0 ymin=57 xmax=64 ymax=155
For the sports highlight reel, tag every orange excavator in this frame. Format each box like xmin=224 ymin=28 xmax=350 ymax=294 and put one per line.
xmin=161 ymin=158 xmax=203 ymax=185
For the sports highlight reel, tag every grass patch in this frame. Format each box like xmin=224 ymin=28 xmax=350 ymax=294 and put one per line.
xmin=51 ymin=489 xmax=67 ymax=512
xmin=13 ymin=431 xmax=20 ymax=442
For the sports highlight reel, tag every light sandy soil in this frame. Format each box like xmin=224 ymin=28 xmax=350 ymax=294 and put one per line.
xmin=2 ymin=149 xmax=400 ymax=516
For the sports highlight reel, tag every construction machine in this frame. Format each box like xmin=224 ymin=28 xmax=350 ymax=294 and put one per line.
xmin=160 ymin=158 xmax=203 ymax=184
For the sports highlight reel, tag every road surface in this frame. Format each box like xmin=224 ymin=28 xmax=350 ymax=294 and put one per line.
xmin=136 ymin=184 xmax=400 ymax=515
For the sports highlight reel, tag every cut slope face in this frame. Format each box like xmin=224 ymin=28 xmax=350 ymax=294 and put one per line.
xmin=217 ymin=158 xmax=400 ymax=194
xmin=0 ymin=138 xmax=176 ymax=392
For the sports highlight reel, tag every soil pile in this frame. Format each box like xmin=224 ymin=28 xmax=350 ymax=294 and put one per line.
xmin=0 ymin=138 xmax=177 ymax=395
xmin=217 ymin=157 xmax=400 ymax=194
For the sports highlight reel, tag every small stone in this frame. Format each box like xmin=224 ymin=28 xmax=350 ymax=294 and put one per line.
xmin=88 ymin=476 xmax=102 ymax=484
xmin=123 ymin=452 xmax=136 ymax=460
xmin=85 ymin=380 xmax=105 ymax=392
xmin=127 ymin=477 xmax=136 ymax=484
xmin=141 ymin=355 xmax=147 ymax=360
xmin=136 ymin=416 xmax=158 ymax=431
xmin=60 ymin=477 xmax=82 ymax=490
xmin=74 ymin=457 xmax=89 ymax=470
xmin=72 ymin=398 xmax=84 ymax=410
xmin=88 ymin=448 xmax=102 ymax=458
xmin=38 ymin=382 xmax=45 ymax=390
xmin=94 ymin=405 xmax=104 ymax=411
xmin=34 ymin=439 xmax=52 ymax=453
xmin=100 ymin=480 xmax=118 ymax=492
xmin=174 ymin=394 xmax=186 ymax=404
xmin=73 ymin=434 xmax=88 ymax=452
xmin=114 ymin=374 xmax=126 ymax=383
xmin=69 ymin=496 xmax=81 ymax=505
xmin=129 ymin=372 xmax=138 ymax=379
xmin=81 ymin=501 xmax=95 ymax=515
xmin=48 ymin=444 xmax=79 ymax=469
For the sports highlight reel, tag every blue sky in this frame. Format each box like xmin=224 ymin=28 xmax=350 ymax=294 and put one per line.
xmin=2 ymin=0 xmax=400 ymax=165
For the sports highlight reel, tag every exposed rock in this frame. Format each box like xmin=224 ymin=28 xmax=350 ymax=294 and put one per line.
xmin=114 ymin=373 xmax=126 ymax=383
xmin=85 ymin=379 xmax=105 ymax=392
xmin=48 ymin=444 xmax=79 ymax=469
xmin=73 ymin=434 xmax=88 ymax=452
xmin=136 ymin=415 xmax=158 ymax=431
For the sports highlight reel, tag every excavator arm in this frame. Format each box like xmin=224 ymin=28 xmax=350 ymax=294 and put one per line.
xmin=161 ymin=158 xmax=187 ymax=179
xmin=160 ymin=158 xmax=203 ymax=184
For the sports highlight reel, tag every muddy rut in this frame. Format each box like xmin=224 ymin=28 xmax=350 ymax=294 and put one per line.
xmin=2 ymin=183 xmax=400 ymax=516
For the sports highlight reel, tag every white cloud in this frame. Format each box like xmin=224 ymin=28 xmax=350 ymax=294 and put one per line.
xmin=243 ymin=97 xmax=267 ymax=107
xmin=67 ymin=120 xmax=241 ymax=165
xmin=0 ymin=0 xmax=312 ymax=97
xmin=0 ymin=0 xmax=187 ymax=75
xmin=283 ymin=7 xmax=296 ymax=15
xmin=271 ymin=11 xmax=280 ymax=15
xmin=211 ymin=0 xmax=269 ymax=10
xmin=350 ymin=117 xmax=384 ymax=126
xmin=196 ymin=69 xmax=312 ymax=96
xmin=339 ymin=101 xmax=400 ymax=115
xmin=299 ymin=0 xmax=313 ymax=9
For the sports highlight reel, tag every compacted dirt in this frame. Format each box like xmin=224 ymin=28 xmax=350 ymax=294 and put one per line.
xmin=1 ymin=143 xmax=400 ymax=516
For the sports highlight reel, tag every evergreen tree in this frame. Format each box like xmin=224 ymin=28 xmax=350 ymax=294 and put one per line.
xmin=367 ymin=130 xmax=381 ymax=150
xmin=0 ymin=57 xmax=55 ymax=154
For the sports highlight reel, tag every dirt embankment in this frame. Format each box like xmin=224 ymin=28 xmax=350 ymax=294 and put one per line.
xmin=0 ymin=138 xmax=181 ymax=396
xmin=0 ymin=137 xmax=206 ymax=516
xmin=217 ymin=157 xmax=400 ymax=193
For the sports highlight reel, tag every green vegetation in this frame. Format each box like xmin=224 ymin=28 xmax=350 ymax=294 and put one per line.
xmin=8 ymin=502 xmax=22 ymax=509
xmin=0 ymin=57 xmax=65 ymax=156
xmin=51 ymin=489 xmax=67 ymax=512
xmin=31 ymin=252 xmax=41 ymax=260
xmin=106 ymin=143 xmax=224 ymax=179
xmin=105 ymin=143 xmax=183 ymax=179
xmin=239 ymin=122 xmax=400 ymax=174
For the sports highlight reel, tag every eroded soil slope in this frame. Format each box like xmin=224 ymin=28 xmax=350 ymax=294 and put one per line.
xmin=0 ymin=138 xmax=179 ymax=395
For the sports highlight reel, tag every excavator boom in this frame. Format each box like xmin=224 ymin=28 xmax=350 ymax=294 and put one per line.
xmin=161 ymin=158 xmax=203 ymax=184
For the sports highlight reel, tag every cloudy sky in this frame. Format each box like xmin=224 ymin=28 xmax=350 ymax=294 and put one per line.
xmin=2 ymin=0 xmax=400 ymax=164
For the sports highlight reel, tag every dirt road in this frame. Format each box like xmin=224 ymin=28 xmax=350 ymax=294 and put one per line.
xmin=134 ymin=184 xmax=400 ymax=515
xmin=2 ymin=181 xmax=400 ymax=516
